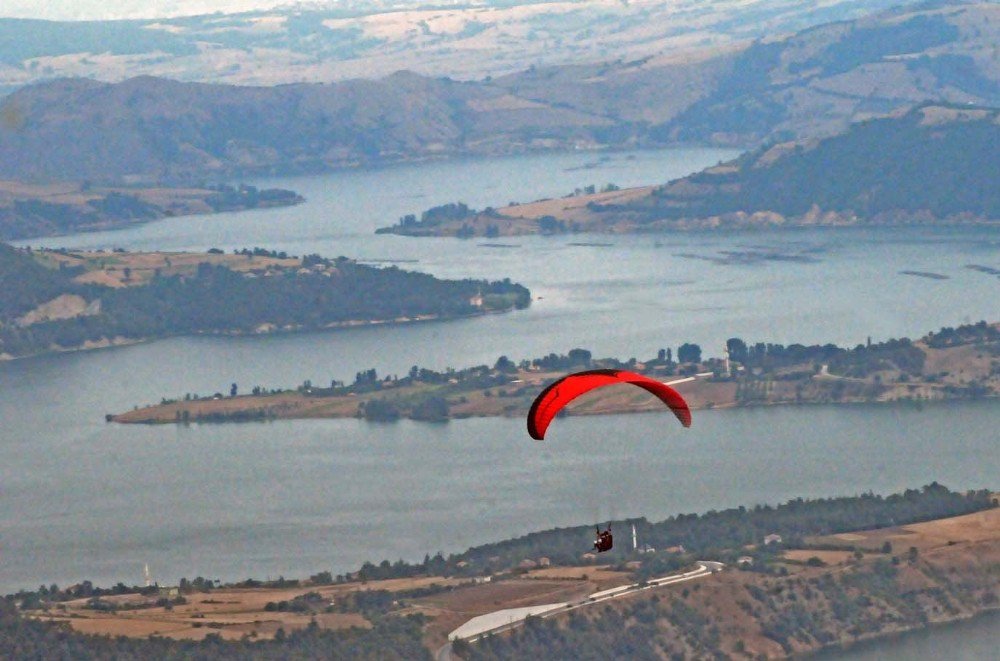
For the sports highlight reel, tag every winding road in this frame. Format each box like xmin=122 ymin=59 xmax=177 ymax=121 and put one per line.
xmin=437 ymin=561 xmax=724 ymax=659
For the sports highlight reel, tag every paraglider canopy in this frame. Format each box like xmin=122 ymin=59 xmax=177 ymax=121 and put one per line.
xmin=527 ymin=369 xmax=692 ymax=440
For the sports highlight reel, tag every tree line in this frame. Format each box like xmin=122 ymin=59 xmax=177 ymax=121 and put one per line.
xmin=0 ymin=245 xmax=531 ymax=358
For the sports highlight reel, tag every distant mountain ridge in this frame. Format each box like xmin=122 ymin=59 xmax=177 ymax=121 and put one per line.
xmin=2 ymin=1 xmax=999 ymax=182
xmin=0 ymin=0 xmax=915 ymax=91
xmin=496 ymin=0 xmax=1000 ymax=144
xmin=0 ymin=72 xmax=613 ymax=182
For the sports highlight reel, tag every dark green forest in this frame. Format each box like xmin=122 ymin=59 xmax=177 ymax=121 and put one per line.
xmin=0 ymin=245 xmax=530 ymax=358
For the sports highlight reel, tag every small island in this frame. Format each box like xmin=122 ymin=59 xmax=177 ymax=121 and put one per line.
xmin=111 ymin=321 xmax=1000 ymax=425
xmin=0 ymin=244 xmax=530 ymax=361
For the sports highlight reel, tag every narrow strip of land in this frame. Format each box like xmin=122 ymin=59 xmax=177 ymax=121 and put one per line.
xmin=111 ymin=321 xmax=1000 ymax=425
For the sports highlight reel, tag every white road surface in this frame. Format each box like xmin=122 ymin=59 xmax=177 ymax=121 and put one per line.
xmin=448 ymin=561 xmax=724 ymax=643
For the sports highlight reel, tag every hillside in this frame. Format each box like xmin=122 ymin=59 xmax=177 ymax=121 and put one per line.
xmin=464 ymin=508 xmax=999 ymax=659
xmin=587 ymin=103 xmax=1000 ymax=231
xmin=0 ymin=181 xmax=302 ymax=240
xmin=497 ymin=0 xmax=1000 ymax=145
xmin=3 ymin=2 xmax=1000 ymax=182
xmin=0 ymin=245 xmax=530 ymax=360
xmin=0 ymin=73 xmax=612 ymax=183
xmin=382 ymin=104 xmax=1000 ymax=236
xmin=6 ymin=485 xmax=997 ymax=658
xmin=0 ymin=0 xmax=914 ymax=91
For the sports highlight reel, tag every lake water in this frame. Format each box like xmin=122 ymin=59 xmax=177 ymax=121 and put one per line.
xmin=821 ymin=611 xmax=1000 ymax=660
xmin=2 ymin=144 xmax=999 ymax=661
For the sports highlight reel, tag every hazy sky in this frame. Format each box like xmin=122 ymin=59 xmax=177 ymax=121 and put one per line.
xmin=0 ymin=1 xmax=305 ymax=21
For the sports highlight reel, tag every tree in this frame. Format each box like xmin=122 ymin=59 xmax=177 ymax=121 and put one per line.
xmin=494 ymin=355 xmax=516 ymax=373
xmin=538 ymin=215 xmax=565 ymax=233
xmin=678 ymin=343 xmax=702 ymax=364
xmin=230 ymin=383 xmax=237 ymax=397
xmin=726 ymin=338 xmax=748 ymax=363
xmin=411 ymin=396 xmax=449 ymax=422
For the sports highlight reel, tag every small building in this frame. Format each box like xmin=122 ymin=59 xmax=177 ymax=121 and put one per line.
xmin=764 ymin=534 xmax=783 ymax=545
xmin=581 ymin=553 xmax=597 ymax=563
xmin=737 ymin=556 xmax=754 ymax=567
xmin=518 ymin=558 xmax=538 ymax=569
xmin=664 ymin=545 xmax=685 ymax=554
xmin=538 ymin=557 xmax=551 ymax=567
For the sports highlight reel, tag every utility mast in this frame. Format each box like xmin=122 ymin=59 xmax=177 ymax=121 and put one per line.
xmin=632 ymin=524 xmax=638 ymax=551
xmin=144 ymin=563 xmax=152 ymax=588
xmin=723 ymin=344 xmax=731 ymax=377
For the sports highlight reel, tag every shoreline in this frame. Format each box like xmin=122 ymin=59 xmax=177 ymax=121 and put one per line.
xmin=11 ymin=499 xmax=998 ymax=656
xmin=0 ymin=181 xmax=304 ymax=242
xmin=809 ymin=609 xmax=1000 ymax=660
xmin=0 ymin=308 xmax=509 ymax=365
xmin=111 ymin=321 xmax=1000 ymax=425
xmin=112 ymin=387 xmax=1000 ymax=426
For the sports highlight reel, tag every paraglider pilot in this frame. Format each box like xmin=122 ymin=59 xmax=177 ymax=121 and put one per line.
xmin=593 ymin=525 xmax=613 ymax=553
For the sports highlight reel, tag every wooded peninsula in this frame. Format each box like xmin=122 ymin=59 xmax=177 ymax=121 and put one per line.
xmin=112 ymin=321 xmax=1000 ymax=425
xmin=0 ymin=244 xmax=530 ymax=361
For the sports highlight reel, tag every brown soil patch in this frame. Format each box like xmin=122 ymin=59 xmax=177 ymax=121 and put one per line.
xmin=57 ymin=250 xmax=303 ymax=288
xmin=784 ymin=549 xmax=854 ymax=565
xmin=920 ymin=341 xmax=1000 ymax=385
xmin=418 ymin=577 xmax=604 ymax=648
xmin=811 ymin=507 xmax=1000 ymax=552
xmin=500 ymin=185 xmax=654 ymax=221
xmin=419 ymin=579 xmax=589 ymax=615
xmin=16 ymin=293 xmax=93 ymax=326
xmin=523 ymin=567 xmax=590 ymax=580
xmin=34 ymin=576 xmax=466 ymax=641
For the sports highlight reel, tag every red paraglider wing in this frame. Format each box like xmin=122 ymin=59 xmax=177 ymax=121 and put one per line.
xmin=527 ymin=369 xmax=692 ymax=440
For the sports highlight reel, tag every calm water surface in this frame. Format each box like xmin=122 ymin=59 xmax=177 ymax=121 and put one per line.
xmin=821 ymin=611 xmax=1000 ymax=660
xmin=3 ymin=147 xmax=999 ymax=639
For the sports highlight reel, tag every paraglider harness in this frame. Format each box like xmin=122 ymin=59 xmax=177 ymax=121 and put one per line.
xmin=593 ymin=526 xmax=613 ymax=553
